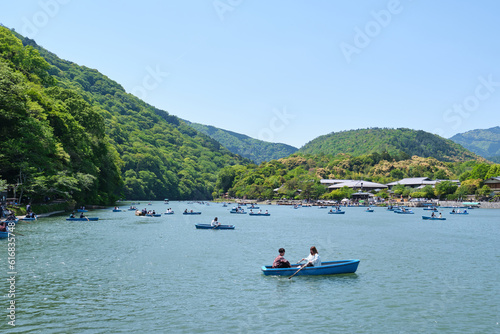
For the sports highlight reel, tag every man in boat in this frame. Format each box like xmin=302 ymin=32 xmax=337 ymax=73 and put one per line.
xmin=211 ymin=217 xmax=221 ymax=227
xmin=272 ymin=248 xmax=291 ymax=268
xmin=439 ymin=212 xmax=443 ymax=218
xmin=80 ymin=212 xmax=86 ymax=219
xmin=431 ymin=211 xmax=436 ymax=218
xmin=70 ymin=212 xmax=75 ymax=219
xmin=298 ymin=246 xmax=321 ymax=267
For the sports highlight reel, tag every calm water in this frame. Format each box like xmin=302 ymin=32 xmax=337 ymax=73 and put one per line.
xmin=1 ymin=202 xmax=499 ymax=333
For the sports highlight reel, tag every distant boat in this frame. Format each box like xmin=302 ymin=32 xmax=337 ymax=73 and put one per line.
xmin=195 ymin=224 xmax=235 ymax=230
xmin=394 ymin=209 xmax=414 ymax=214
xmin=77 ymin=209 xmax=88 ymax=212
xmin=112 ymin=209 xmax=122 ymax=212
xmin=249 ymin=212 xmax=270 ymax=216
xmin=163 ymin=211 xmax=174 ymax=215
xmin=146 ymin=214 xmax=162 ymax=217
xmin=20 ymin=217 xmax=37 ymax=221
xmin=66 ymin=217 xmax=99 ymax=221
xmin=450 ymin=211 xmax=469 ymax=215
xmin=261 ymin=259 xmax=360 ymax=277
xmin=230 ymin=208 xmax=246 ymax=214
xmin=365 ymin=209 xmax=374 ymax=212
xmin=422 ymin=216 xmax=446 ymax=220
xmin=328 ymin=210 xmax=345 ymax=214
xmin=183 ymin=211 xmax=202 ymax=215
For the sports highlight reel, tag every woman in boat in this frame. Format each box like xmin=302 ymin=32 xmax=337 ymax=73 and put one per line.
xmin=431 ymin=211 xmax=436 ymax=218
xmin=272 ymin=248 xmax=291 ymax=268
xmin=211 ymin=217 xmax=221 ymax=227
xmin=439 ymin=212 xmax=443 ymax=218
xmin=69 ymin=212 xmax=75 ymax=219
xmin=299 ymin=246 xmax=321 ymax=267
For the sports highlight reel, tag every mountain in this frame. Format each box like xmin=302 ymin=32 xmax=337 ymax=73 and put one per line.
xmin=183 ymin=121 xmax=298 ymax=163
xmin=449 ymin=127 xmax=500 ymax=163
xmin=0 ymin=26 xmax=248 ymax=203
xmin=299 ymin=128 xmax=482 ymax=162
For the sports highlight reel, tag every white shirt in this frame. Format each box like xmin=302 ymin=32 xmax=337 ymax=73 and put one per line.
xmin=211 ymin=219 xmax=220 ymax=226
xmin=306 ymin=253 xmax=321 ymax=267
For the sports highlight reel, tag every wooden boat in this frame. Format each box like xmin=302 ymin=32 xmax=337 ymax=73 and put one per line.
xmin=328 ymin=210 xmax=345 ymax=214
xmin=195 ymin=223 xmax=235 ymax=230
xmin=261 ymin=259 xmax=360 ymax=276
xmin=183 ymin=211 xmax=202 ymax=215
xmin=66 ymin=217 xmax=99 ymax=221
xmin=422 ymin=216 xmax=446 ymax=220
xmin=249 ymin=212 xmax=270 ymax=216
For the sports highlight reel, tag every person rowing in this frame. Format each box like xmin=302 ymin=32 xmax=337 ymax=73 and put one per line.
xmin=298 ymin=246 xmax=321 ymax=267
xmin=211 ymin=217 xmax=221 ymax=227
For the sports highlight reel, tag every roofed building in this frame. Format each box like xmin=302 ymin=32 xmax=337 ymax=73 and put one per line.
xmin=484 ymin=177 xmax=500 ymax=193
xmin=320 ymin=179 xmax=387 ymax=191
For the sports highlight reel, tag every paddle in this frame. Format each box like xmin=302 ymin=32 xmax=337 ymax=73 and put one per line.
xmin=288 ymin=263 xmax=308 ymax=279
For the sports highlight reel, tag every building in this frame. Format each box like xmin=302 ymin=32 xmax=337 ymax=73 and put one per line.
xmin=484 ymin=177 xmax=500 ymax=194
xmin=320 ymin=179 xmax=388 ymax=192
xmin=386 ymin=177 xmax=436 ymax=189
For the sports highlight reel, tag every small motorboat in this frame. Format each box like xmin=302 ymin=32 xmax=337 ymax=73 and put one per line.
xmin=195 ymin=224 xmax=235 ymax=230
xmin=261 ymin=259 xmax=360 ymax=276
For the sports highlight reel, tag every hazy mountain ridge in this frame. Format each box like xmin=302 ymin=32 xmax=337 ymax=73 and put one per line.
xmin=184 ymin=120 xmax=298 ymax=163
xmin=450 ymin=127 xmax=500 ymax=163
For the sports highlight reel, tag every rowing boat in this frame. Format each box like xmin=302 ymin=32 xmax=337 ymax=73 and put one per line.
xmin=261 ymin=259 xmax=360 ymax=276
xmin=422 ymin=216 xmax=446 ymax=220
xmin=195 ymin=224 xmax=235 ymax=230
xmin=66 ymin=217 xmax=99 ymax=221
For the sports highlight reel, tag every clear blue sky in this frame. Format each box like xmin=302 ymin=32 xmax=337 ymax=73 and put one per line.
xmin=2 ymin=1 xmax=500 ymax=148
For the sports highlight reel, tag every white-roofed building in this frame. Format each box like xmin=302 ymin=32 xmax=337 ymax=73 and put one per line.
xmin=320 ymin=179 xmax=387 ymax=191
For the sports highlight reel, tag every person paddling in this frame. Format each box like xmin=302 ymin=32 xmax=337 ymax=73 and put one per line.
xmin=298 ymin=246 xmax=321 ymax=267
xmin=211 ymin=217 xmax=221 ymax=227
xmin=272 ymin=248 xmax=291 ymax=268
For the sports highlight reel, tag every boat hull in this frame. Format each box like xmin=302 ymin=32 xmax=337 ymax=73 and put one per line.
xmin=262 ymin=260 xmax=360 ymax=276
xmin=450 ymin=212 xmax=468 ymax=215
xmin=249 ymin=213 xmax=270 ymax=216
xmin=328 ymin=211 xmax=345 ymax=214
xmin=183 ymin=212 xmax=202 ymax=215
xmin=195 ymin=224 xmax=235 ymax=230
xmin=66 ymin=217 xmax=99 ymax=221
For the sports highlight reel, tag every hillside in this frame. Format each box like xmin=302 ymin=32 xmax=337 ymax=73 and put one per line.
xmin=184 ymin=121 xmax=298 ymax=163
xmin=450 ymin=127 xmax=500 ymax=163
xmin=299 ymin=128 xmax=481 ymax=162
xmin=1 ymin=26 xmax=248 ymax=202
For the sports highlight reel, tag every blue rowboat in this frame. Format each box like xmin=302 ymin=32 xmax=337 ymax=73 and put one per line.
xmin=230 ymin=209 xmax=247 ymax=214
xmin=163 ymin=212 xmax=174 ymax=215
xmin=183 ymin=212 xmax=202 ymax=215
xmin=146 ymin=214 xmax=161 ymax=217
xmin=365 ymin=209 xmax=374 ymax=212
xmin=249 ymin=213 xmax=270 ymax=216
xmin=20 ymin=217 xmax=37 ymax=221
xmin=77 ymin=209 xmax=88 ymax=212
xmin=195 ymin=224 xmax=235 ymax=230
xmin=0 ymin=226 xmax=9 ymax=239
xmin=328 ymin=210 xmax=345 ymax=214
xmin=262 ymin=259 xmax=360 ymax=276
xmin=394 ymin=209 xmax=414 ymax=214
xmin=422 ymin=216 xmax=446 ymax=220
xmin=4 ymin=218 xmax=18 ymax=224
xmin=112 ymin=209 xmax=122 ymax=212
xmin=450 ymin=211 xmax=469 ymax=215
xmin=423 ymin=207 xmax=438 ymax=211
xmin=66 ymin=217 xmax=99 ymax=221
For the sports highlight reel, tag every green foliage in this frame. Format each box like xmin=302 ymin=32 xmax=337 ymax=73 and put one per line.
xmin=450 ymin=126 xmax=500 ymax=161
xmin=434 ymin=181 xmax=458 ymax=199
xmin=299 ymin=128 xmax=481 ymax=162
xmin=185 ymin=121 xmax=298 ymax=163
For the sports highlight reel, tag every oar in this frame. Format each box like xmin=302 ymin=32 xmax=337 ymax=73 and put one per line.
xmin=288 ymin=263 xmax=308 ymax=279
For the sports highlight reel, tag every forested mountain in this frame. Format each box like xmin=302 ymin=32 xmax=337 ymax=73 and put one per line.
xmin=0 ymin=26 xmax=248 ymax=203
xmin=183 ymin=121 xmax=298 ymax=163
xmin=299 ymin=128 xmax=481 ymax=162
xmin=450 ymin=127 xmax=500 ymax=163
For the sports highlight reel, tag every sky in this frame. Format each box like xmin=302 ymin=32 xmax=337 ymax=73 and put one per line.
xmin=2 ymin=1 xmax=500 ymax=148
